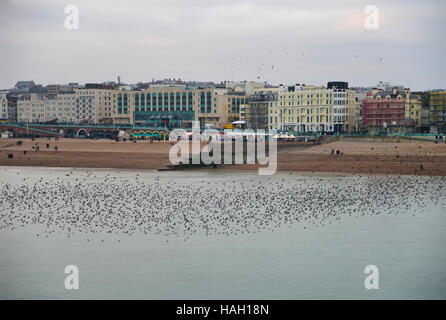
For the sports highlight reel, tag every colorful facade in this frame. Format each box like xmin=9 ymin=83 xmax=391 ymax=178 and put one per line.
xmin=362 ymin=87 xmax=420 ymax=134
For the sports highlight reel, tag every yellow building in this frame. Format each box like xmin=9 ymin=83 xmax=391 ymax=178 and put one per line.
xmin=278 ymin=85 xmax=334 ymax=132
xmin=404 ymin=90 xmax=422 ymax=128
xmin=429 ymin=91 xmax=446 ymax=133
xmin=263 ymin=85 xmax=359 ymax=133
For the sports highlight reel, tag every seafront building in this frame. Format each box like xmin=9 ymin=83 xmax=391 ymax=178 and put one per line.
xmin=74 ymin=87 xmax=114 ymax=124
xmin=428 ymin=90 xmax=446 ymax=134
xmin=4 ymin=93 xmax=19 ymax=123
xmin=328 ymin=82 xmax=360 ymax=133
xmin=56 ymin=92 xmax=77 ymax=123
xmin=17 ymin=88 xmax=114 ymax=124
xmin=246 ymin=90 xmax=278 ymax=130
xmin=111 ymin=85 xmax=248 ymax=129
xmin=10 ymin=80 xmax=261 ymax=129
xmin=250 ymin=82 xmax=359 ymax=133
xmin=362 ymin=87 xmax=421 ymax=134
xmin=7 ymin=79 xmax=444 ymax=135
xmin=17 ymin=93 xmax=76 ymax=124
xmin=404 ymin=89 xmax=422 ymax=128
xmin=412 ymin=90 xmax=446 ymax=134
xmin=274 ymin=85 xmax=335 ymax=133
xmin=17 ymin=94 xmax=46 ymax=123
xmin=0 ymin=93 xmax=8 ymax=121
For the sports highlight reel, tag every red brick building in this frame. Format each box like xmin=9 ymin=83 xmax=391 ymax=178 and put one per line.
xmin=362 ymin=87 xmax=416 ymax=134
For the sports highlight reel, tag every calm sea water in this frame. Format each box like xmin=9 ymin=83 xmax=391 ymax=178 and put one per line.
xmin=0 ymin=166 xmax=445 ymax=299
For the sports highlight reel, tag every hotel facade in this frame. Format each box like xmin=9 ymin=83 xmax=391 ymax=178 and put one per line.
xmin=17 ymin=88 xmax=114 ymax=124
xmin=112 ymin=85 xmax=248 ymax=129
xmin=248 ymin=82 xmax=360 ymax=133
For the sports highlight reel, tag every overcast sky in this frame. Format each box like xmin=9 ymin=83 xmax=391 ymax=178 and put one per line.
xmin=1 ymin=0 xmax=445 ymax=90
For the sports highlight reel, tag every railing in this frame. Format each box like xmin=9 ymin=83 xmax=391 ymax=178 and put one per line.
xmin=0 ymin=122 xmax=172 ymax=131
xmin=8 ymin=123 xmax=64 ymax=135
xmin=1 ymin=122 xmax=444 ymax=138
xmin=337 ymin=132 xmax=441 ymax=137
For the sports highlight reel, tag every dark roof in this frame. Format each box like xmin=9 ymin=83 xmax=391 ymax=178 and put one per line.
xmin=373 ymin=89 xmax=420 ymax=100
xmin=15 ymin=81 xmax=36 ymax=88
xmin=374 ymin=89 xmax=406 ymax=99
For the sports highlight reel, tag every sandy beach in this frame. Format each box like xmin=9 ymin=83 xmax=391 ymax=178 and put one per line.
xmin=1 ymin=138 xmax=446 ymax=176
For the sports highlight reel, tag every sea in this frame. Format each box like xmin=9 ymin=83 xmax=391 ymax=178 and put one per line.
xmin=0 ymin=166 xmax=445 ymax=299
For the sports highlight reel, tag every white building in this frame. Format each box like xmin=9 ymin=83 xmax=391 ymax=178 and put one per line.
xmin=333 ymin=90 xmax=359 ymax=132
xmin=17 ymin=94 xmax=46 ymax=123
xmin=16 ymin=89 xmax=115 ymax=124
xmin=74 ymin=88 xmax=114 ymax=124
xmin=17 ymin=93 xmax=76 ymax=124
xmin=56 ymin=92 xmax=77 ymax=123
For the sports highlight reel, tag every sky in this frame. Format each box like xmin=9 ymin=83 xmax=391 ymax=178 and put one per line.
xmin=1 ymin=0 xmax=445 ymax=90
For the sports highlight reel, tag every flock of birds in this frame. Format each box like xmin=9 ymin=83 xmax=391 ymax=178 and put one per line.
xmin=218 ymin=50 xmax=384 ymax=80
xmin=0 ymin=169 xmax=444 ymax=241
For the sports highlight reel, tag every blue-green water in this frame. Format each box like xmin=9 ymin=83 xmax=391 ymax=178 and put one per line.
xmin=0 ymin=167 xmax=445 ymax=299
